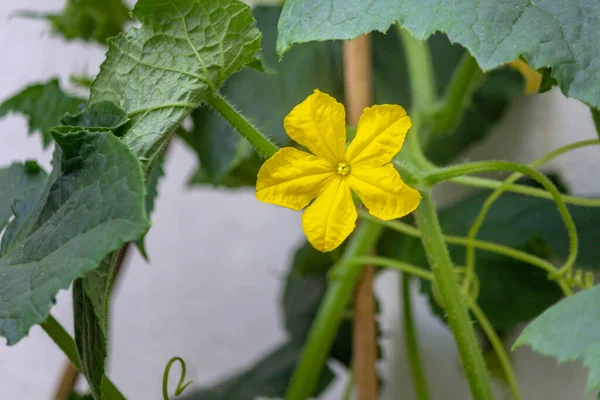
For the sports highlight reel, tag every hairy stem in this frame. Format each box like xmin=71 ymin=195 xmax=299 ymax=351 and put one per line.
xmin=413 ymin=191 xmax=494 ymax=400
xmin=285 ymin=221 xmax=383 ymax=400
xmin=431 ymin=54 xmax=483 ymax=134
xmin=398 ymin=25 xmax=436 ymax=110
xmin=402 ymin=275 xmax=430 ymax=400
xmin=208 ymin=91 xmax=278 ymax=159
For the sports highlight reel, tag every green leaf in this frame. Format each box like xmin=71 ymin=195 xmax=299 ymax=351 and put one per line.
xmin=73 ymin=278 xmax=107 ymax=399
xmin=16 ymin=0 xmax=131 ymax=45
xmin=100 ymin=376 xmax=127 ymax=400
xmin=61 ymin=101 xmax=129 ymax=132
xmin=179 ymin=342 xmax=334 ymax=400
xmin=277 ymin=0 xmax=600 ymax=108
xmin=0 ymin=162 xmax=47 ymax=232
xmin=67 ymin=392 xmax=94 ymax=400
xmin=515 ymin=284 xmax=600 ymax=395
xmin=0 ymin=79 xmax=84 ymax=147
xmin=186 ymin=6 xmax=343 ymax=182
xmin=0 ymin=128 xmax=149 ymax=345
xmin=89 ymin=0 xmax=262 ymax=160
xmin=592 ymin=108 xmax=600 ymax=139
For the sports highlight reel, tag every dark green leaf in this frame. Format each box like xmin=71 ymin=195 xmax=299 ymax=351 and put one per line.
xmin=515 ymin=284 xmax=600 ymax=396
xmin=592 ymin=108 xmax=600 ymax=139
xmin=379 ymin=179 xmax=600 ymax=331
xmin=187 ymin=153 xmax=260 ymax=188
xmin=61 ymin=101 xmax=129 ymax=132
xmin=17 ymin=0 xmax=131 ymax=45
xmin=89 ymin=0 xmax=262 ymax=160
xmin=73 ymin=278 xmax=107 ymax=399
xmin=179 ymin=342 xmax=334 ymax=400
xmin=277 ymin=0 xmax=600 ymax=108
xmin=187 ymin=6 xmax=343 ymax=183
xmin=100 ymin=376 xmax=126 ymax=400
xmin=0 ymin=162 xmax=47 ymax=232
xmin=0 ymin=79 xmax=84 ymax=147
xmin=0 ymin=128 xmax=149 ymax=345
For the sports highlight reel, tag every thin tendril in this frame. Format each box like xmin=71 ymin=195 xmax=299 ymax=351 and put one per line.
xmin=463 ymin=139 xmax=599 ymax=294
xmin=424 ymin=161 xmax=579 ymax=291
xmin=162 ymin=357 xmax=193 ymax=400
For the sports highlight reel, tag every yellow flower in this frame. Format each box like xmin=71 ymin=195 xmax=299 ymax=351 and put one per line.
xmin=255 ymin=90 xmax=421 ymax=252
xmin=509 ymin=59 xmax=542 ymax=94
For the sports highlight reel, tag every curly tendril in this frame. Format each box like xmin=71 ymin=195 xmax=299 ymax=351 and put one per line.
xmin=162 ymin=357 xmax=193 ymax=400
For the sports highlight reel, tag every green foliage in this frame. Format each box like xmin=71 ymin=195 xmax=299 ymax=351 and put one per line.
xmin=592 ymin=108 xmax=600 ymax=139
xmin=0 ymin=79 xmax=84 ymax=147
xmin=17 ymin=0 xmax=131 ymax=45
xmin=89 ymin=0 xmax=263 ymax=160
xmin=0 ymin=127 xmax=148 ymax=345
xmin=179 ymin=342 xmax=334 ymax=400
xmin=61 ymin=101 xmax=129 ymax=131
xmin=277 ymin=0 xmax=600 ymax=108
xmin=380 ymin=178 xmax=600 ymax=331
xmin=187 ymin=8 xmax=523 ymax=187
xmin=283 ymin=241 xmax=356 ymax=367
xmin=0 ymin=161 xmax=47 ymax=232
xmin=187 ymin=6 xmax=343 ymax=183
xmin=515 ymin=284 xmax=600 ymax=396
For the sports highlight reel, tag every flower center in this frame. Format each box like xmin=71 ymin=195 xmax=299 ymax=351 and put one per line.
xmin=336 ymin=161 xmax=351 ymax=176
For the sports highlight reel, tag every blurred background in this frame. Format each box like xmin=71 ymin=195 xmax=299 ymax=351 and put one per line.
xmin=1 ymin=0 xmax=599 ymax=399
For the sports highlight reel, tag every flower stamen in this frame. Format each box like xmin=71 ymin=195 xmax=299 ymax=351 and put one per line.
xmin=337 ymin=161 xmax=351 ymax=176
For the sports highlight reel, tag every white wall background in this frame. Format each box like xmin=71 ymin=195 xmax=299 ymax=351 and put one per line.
xmin=0 ymin=1 xmax=598 ymax=399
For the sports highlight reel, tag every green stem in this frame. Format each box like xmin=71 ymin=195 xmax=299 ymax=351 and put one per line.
xmin=285 ymin=221 xmax=383 ymax=400
xmin=402 ymin=274 xmax=430 ymax=400
xmin=413 ymin=191 xmax=494 ymax=400
xmin=469 ymin=302 xmax=523 ymax=400
xmin=357 ymin=211 xmax=572 ymax=296
xmin=449 ymin=175 xmax=600 ymax=207
xmin=463 ymin=140 xmax=598 ymax=294
xmin=331 ymin=255 xmax=434 ymax=281
xmin=425 ymin=161 xmax=578 ymax=276
xmin=207 ymin=91 xmax=278 ymax=159
xmin=398 ymin=25 xmax=436 ymax=110
xmin=432 ymin=54 xmax=483 ymax=134
xmin=42 ymin=315 xmax=81 ymax=370
xmin=41 ymin=315 xmax=126 ymax=398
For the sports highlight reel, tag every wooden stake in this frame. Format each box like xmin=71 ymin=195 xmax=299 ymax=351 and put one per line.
xmin=343 ymin=35 xmax=378 ymax=400
xmin=53 ymin=361 xmax=80 ymax=400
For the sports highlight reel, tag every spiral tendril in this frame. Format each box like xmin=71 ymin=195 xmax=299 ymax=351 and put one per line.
xmin=162 ymin=357 xmax=193 ymax=400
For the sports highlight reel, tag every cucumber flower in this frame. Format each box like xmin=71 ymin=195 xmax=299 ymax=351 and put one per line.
xmin=256 ymin=90 xmax=421 ymax=252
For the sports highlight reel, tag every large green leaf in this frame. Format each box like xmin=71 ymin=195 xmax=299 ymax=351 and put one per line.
xmin=277 ymin=0 xmax=600 ymax=108
xmin=179 ymin=342 xmax=334 ymax=400
xmin=515 ymin=284 xmax=600 ymax=396
xmin=0 ymin=161 xmax=47 ymax=232
xmin=187 ymin=5 xmax=343 ymax=183
xmin=0 ymin=79 xmax=84 ymax=147
xmin=89 ymin=0 xmax=262 ymax=160
xmin=0 ymin=127 xmax=148 ymax=345
xmin=17 ymin=0 xmax=130 ymax=45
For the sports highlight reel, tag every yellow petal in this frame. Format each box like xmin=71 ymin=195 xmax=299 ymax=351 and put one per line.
xmin=346 ymin=105 xmax=411 ymax=168
xmin=256 ymin=147 xmax=335 ymax=210
xmin=509 ymin=59 xmax=542 ymax=94
xmin=284 ymin=90 xmax=347 ymax=163
xmin=302 ymin=177 xmax=357 ymax=252
xmin=349 ymin=164 xmax=421 ymax=220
